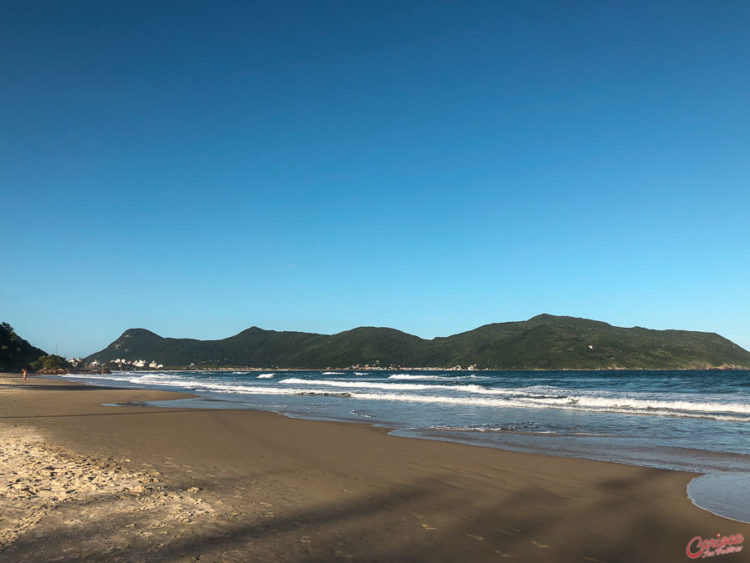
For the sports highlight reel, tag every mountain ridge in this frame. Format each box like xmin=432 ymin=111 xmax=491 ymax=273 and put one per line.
xmin=85 ymin=315 xmax=750 ymax=370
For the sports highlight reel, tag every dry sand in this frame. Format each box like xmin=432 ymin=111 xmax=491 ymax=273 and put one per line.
xmin=1 ymin=373 xmax=747 ymax=562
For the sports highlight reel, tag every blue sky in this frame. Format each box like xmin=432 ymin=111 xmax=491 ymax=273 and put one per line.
xmin=2 ymin=1 xmax=749 ymax=357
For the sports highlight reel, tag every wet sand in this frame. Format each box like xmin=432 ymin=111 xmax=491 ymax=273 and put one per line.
xmin=1 ymin=373 xmax=747 ymax=562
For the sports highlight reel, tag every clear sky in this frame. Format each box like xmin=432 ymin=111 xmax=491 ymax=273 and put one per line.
xmin=2 ymin=1 xmax=749 ymax=357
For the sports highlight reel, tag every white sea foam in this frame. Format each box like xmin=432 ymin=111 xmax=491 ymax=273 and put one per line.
xmin=322 ymin=371 xmax=344 ymax=375
xmin=519 ymin=384 xmax=568 ymax=394
xmin=279 ymin=378 xmax=532 ymax=396
xmin=279 ymin=378 xmax=491 ymax=393
xmin=561 ymin=395 xmax=750 ymax=416
xmin=257 ymin=373 xmax=275 ymax=379
xmin=63 ymin=372 xmax=750 ymax=422
xmin=271 ymin=378 xmax=750 ymax=419
xmin=427 ymin=424 xmax=556 ymax=435
xmin=336 ymin=392 xmax=750 ymax=422
xmin=388 ymin=373 xmax=487 ymax=382
xmin=284 ymin=379 xmax=750 ymax=415
xmin=281 ymin=377 xmax=435 ymax=391
xmin=387 ymin=374 xmax=449 ymax=381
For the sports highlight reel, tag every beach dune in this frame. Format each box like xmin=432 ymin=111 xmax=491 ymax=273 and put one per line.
xmin=1 ymin=373 xmax=747 ymax=562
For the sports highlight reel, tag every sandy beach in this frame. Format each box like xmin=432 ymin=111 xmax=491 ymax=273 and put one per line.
xmin=0 ymin=373 xmax=747 ymax=562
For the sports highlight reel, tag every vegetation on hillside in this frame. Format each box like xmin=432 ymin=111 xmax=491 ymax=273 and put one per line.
xmin=31 ymin=354 xmax=71 ymax=374
xmin=0 ymin=322 xmax=46 ymax=372
xmin=85 ymin=315 xmax=750 ymax=370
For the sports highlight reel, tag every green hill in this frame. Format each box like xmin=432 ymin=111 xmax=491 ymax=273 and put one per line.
xmin=0 ymin=322 xmax=47 ymax=372
xmin=85 ymin=315 xmax=750 ymax=370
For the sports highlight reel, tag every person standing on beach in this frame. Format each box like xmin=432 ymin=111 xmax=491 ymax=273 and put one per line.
xmin=22 ymin=368 xmax=27 ymax=381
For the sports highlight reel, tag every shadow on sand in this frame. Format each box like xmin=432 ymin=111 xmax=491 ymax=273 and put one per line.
xmin=0 ymin=464 xmax=692 ymax=562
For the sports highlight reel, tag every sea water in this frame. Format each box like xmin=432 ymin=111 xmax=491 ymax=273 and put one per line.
xmin=63 ymin=369 xmax=750 ymax=522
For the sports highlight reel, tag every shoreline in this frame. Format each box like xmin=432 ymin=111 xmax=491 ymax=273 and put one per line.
xmin=85 ymin=365 xmax=750 ymax=372
xmin=74 ymin=373 xmax=750 ymax=525
xmin=2 ymin=373 xmax=749 ymax=561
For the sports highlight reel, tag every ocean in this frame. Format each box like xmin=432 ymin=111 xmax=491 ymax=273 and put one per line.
xmin=62 ymin=368 xmax=750 ymax=523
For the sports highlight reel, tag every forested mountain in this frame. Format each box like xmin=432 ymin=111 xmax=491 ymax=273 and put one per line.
xmin=86 ymin=315 xmax=750 ymax=370
xmin=0 ymin=323 xmax=46 ymax=372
